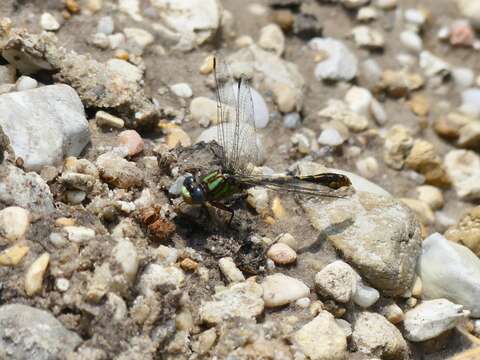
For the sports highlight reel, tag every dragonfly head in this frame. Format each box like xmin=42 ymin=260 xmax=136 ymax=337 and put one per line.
xmin=181 ymin=176 xmax=206 ymax=204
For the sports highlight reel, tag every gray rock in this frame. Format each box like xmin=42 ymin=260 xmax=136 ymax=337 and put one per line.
xmin=352 ymin=312 xmax=408 ymax=359
xmin=0 ymin=164 xmax=55 ymax=215
xmin=315 ymin=260 xmax=358 ymax=303
xmin=229 ymin=45 xmax=304 ymax=113
xmin=0 ymin=304 xmax=82 ymax=360
xmin=304 ymin=191 xmax=421 ymax=296
xmin=309 ymin=38 xmax=358 ymax=81
xmin=0 ymin=85 xmax=90 ymax=170
xmin=199 ymin=281 xmax=264 ymax=324
xmin=418 ymin=233 xmax=480 ymax=317
xmin=151 ymin=0 xmax=221 ymax=51
xmin=444 ymin=149 xmax=480 ymax=200
xmin=0 ymin=64 xmax=16 ymax=84
xmin=404 ymin=299 xmax=469 ymax=342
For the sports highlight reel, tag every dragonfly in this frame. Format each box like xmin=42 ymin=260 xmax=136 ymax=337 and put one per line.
xmin=180 ymin=55 xmax=352 ymax=223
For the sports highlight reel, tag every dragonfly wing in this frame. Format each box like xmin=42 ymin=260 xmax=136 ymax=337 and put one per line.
xmin=214 ymin=55 xmax=258 ymax=175
xmin=231 ymin=173 xmax=353 ymax=198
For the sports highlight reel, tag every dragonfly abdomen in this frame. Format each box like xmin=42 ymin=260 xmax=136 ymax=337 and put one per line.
xmin=295 ymin=172 xmax=352 ymax=190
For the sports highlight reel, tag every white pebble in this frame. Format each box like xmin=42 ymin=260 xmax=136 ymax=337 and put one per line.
xmin=262 ymin=273 xmax=310 ymax=307
xmin=416 ymin=185 xmax=443 ymax=210
xmin=64 ymin=226 xmax=95 ymax=243
xmin=400 ymin=30 xmax=423 ymax=53
xmin=451 ymin=68 xmax=474 ymax=90
xmin=345 ymin=86 xmax=373 ymax=116
xmin=296 ymin=297 xmax=311 ymax=308
xmin=97 ymin=16 xmax=114 ymax=35
xmin=219 ymin=257 xmax=245 ymax=283
xmin=283 ymin=112 xmax=301 ymax=128
xmin=356 ymin=157 xmax=380 ymax=178
xmin=40 ymin=12 xmax=60 ymax=31
xmin=0 ymin=206 xmax=30 ymax=242
xmin=404 ymin=8 xmax=427 ymax=26
xmin=55 ymin=278 xmax=70 ymax=292
xmin=16 ymin=76 xmax=38 ymax=91
xmin=461 ymin=88 xmax=480 ymax=116
xmin=96 ymin=111 xmax=125 ymax=128
xmin=170 ymin=83 xmax=193 ymax=98
xmin=318 ymin=128 xmax=344 ymax=147
xmin=352 ymin=281 xmax=380 ymax=308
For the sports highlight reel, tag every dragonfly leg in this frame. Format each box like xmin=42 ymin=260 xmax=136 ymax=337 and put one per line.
xmin=209 ymin=201 xmax=235 ymax=225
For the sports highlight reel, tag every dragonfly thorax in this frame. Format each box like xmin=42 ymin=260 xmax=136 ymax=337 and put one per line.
xmin=181 ymin=176 xmax=206 ymax=204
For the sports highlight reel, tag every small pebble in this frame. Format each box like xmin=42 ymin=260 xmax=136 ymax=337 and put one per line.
xmin=66 ymin=190 xmax=86 ymax=204
xmin=55 ymin=278 xmax=70 ymax=292
xmin=283 ymin=112 xmax=301 ymax=128
xmin=190 ymin=97 xmax=218 ymax=126
xmin=180 ymin=258 xmax=198 ymax=272
xmin=199 ymin=55 xmax=214 ymax=75
xmin=375 ymin=0 xmax=398 ymax=9
xmin=296 ymin=297 xmax=311 ymax=308
xmin=258 ymin=23 xmax=285 ymax=56
xmin=40 ymin=12 xmax=60 ymax=31
xmin=416 ymin=185 xmax=444 ymax=210
xmin=96 ymin=111 xmax=125 ymax=129
xmin=262 ymin=273 xmax=310 ymax=307
xmin=218 ymin=257 xmax=245 ymax=283
xmin=0 ymin=244 xmax=29 ymax=266
xmin=451 ymin=67 xmax=474 ymax=89
xmin=25 ymin=252 xmax=50 ymax=296
xmin=235 ymin=35 xmax=254 ymax=48
xmin=404 ymin=8 xmax=427 ymax=27
xmin=16 ymin=76 xmax=38 ymax=91
xmin=400 ymin=30 xmax=423 ymax=53
xmin=351 ymin=26 xmax=385 ymax=49
xmin=49 ymin=232 xmax=67 ymax=247
xmin=356 ymin=157 xmax=380 ymax=179
xmin=97 ymin=16 xmax=114 ymax=35
xmin=267 ymin=243 xmax=297 ymax=265
xmin=118 ymin=130 xmax=144 ymax=156
xmin=0 ymin=206 xmax=30 ymax=242
xmin=124 ymin=27 xmax=154 ymax=52
xmin=64 ymin=226 xmax=95 ymax=243
xmin=170 ymin=83 xmax=193 ymax=98
xmin=357 ymin=7 xmax=378 ymax=22
xmin=318 ymin=128 xmax=344 ymax=147
xmin=380 ymin=302 xmax=405 ymax=324
xmin=108 ymin=33 xmax=126 ymax=49
xmin=450 ymin=20 xmax=475 ymax=47
xmin=275 ymin=233 xmax=299 ymax=251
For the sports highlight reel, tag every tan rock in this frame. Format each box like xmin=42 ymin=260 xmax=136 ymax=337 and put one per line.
xmin=445 ymin=206 xmax=480 ymax=256
xmin=25 ymin=252 xmax=50 ymax=296
xmin=267 ymin=243 xmax=297 ymax=265
xmin=0 ymin=244 xmax=29 ymax=266
xmin=405 ymin=139 xmax=451 ymax=187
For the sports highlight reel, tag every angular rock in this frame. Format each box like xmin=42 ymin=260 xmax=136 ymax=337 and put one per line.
xmin=315 ymin=260 xmax=358 ymax=303
xmin=418 ymin=232 xmax=480 ymax=317
xmin=229 ymin=44 xmax=304 ymax=112
xmin=0 ymin=304 xmax=82 ymax=359
xmin=96 ymin=153 xmax=143 ymax=189
xmin=444 ymin=149 xmax=480 ymax=200
xmin=404 ymin=299 xmax=469 ymax=342
xmin=200 ymin=281 xmax=264 ymax=324
xmin=292 ymin=311 xmax=347 ymax=360
xmin=352 ymin=312 xmax=408 ymax=359
xmin=304 ymin=191 xmax=421 ymax=296
xmin=0 ymin=85 xmax=90 ymax=170
xmin=309 ymin=38 xmax=358 ymax=81
xmin=151 ymin=0 xmax=221 ymax=50
xmin=445 ymin=206 xmax=480 ymax=256
xmin=137 ymin=263 xmax=185 ymax=297
xmin=0 ymin=164 xmax=55 ymax=215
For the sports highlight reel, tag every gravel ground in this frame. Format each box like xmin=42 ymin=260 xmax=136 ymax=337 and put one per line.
xmin=1 ymin=0 xmax=480 ymax=359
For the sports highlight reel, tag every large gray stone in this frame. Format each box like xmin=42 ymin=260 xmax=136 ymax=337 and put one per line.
xmin=0 ymin=304 xmax=82 ymax=360
xmin=304 ymin=191 xmax=421 ymax=296
xmin=0 ymin=84 xmax=90 ymax=170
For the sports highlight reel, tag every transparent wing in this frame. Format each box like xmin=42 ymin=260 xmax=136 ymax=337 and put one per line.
xmin=230 ymin=173 xmax=354 ymax=198
xmin=214 ymin=55 xmax=259 ymax=175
